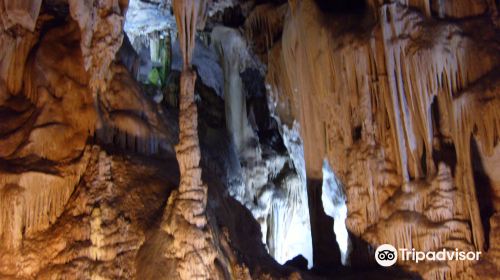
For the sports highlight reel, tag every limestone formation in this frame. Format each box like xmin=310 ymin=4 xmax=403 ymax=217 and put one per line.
xmin=0 ymin=21 xmax=95 ymax=251
xmin=0 ymin=0 xmax=499 ymax=279
xmin=267 ymin=0 xmax=500 ymax=278
xmin=68 ymin=0 xmax=128 ymax=92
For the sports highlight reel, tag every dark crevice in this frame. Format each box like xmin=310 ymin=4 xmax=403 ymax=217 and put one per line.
xmin=314 ymin=0 xmax=367 ymax=15
xmin=470 ymin=137 xmax=494 ymax=250
xmin=353 ymin=125 xmax=362 ymax=142
xmin=421 ymin=146 xmax=427 ymax=177
xmin=306 ymin=178 xmax=342 ymax=272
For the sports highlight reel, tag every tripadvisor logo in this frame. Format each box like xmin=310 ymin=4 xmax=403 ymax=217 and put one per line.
xmin=374 ymin=244 xmax=482 ymax=267
xmin=375 ymin=244 xmax=398 ymax=267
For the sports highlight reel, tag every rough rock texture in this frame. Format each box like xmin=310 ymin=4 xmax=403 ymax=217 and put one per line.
xmin=158 ymin=0 xmax=219 ymax=279
xmin=0 ymin=0 xmax=42 ymax=31
xmin=0 ymin=0 xmax=132 ymax=251
xmin=96 ymin=63 xmax=176 ymax=155
xmin=266 ymin=0 xmax=500 ymax=278
xmin=0 ymin=146 xmax=174 ymax=279
xmin=1 ymin=0 xmax=499 ymax=279
xmin=0 ymin=20 xmax=95 ymax=250
xmin=68 ymin=0 xmax=128 ymax=92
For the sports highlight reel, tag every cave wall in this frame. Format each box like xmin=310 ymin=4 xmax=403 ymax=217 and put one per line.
xmin=0 ymin=0 xmax=499 ymax=279
xmin=266 ymin=0 xmax=500 ymax=278
xmin=0 ymin=0 xmax=309 ymax=279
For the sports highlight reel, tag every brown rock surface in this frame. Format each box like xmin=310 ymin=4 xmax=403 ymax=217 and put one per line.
xmin=267 ymin=0 xmax=500 ymax=278
xmin=0 ymin=0 xmax=499 ymax=279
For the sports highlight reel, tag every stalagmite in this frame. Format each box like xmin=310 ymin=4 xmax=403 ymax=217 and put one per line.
xmin=159 ymin=0 xmax=217 ymax=278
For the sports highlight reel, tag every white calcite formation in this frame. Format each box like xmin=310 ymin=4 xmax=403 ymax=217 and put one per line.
xmin=124 ymin=0 xmax=176 ymax=43
xmin=211 ymin=26 xmax=313 ymax=267
xmin=211 ymin=26 xmax=255 ymax=154
xmin=272 ymin=122 xmax=313 ymax=268
xmin=321 ymin=160 xmax=350 ymax=266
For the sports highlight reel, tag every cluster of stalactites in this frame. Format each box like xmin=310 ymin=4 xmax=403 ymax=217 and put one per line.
xmin=244 ymin=3 xmax=288 ymax=53
xmin=173 ymin=0 xmax=207 ymax=69
xmin=68 ymin=0 xmax=127 ymax=93
xmin=0 ymin=150 xmax=91 ymax=250
xmin=267 ymin=0 xmax=499 ymax=257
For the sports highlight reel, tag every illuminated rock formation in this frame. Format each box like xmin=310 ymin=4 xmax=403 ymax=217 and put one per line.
xmin=267 ymin=0 xmax=500 ymax=278
xmin=211 ymin=25 xmax=313 ymax=267
xmin=68 ymin=0 xmax=128 ymax=92
xmin=0 ymin=0 xmax=498 ymax=279
xmin=0 ymin=21 xmax=94 ymax=251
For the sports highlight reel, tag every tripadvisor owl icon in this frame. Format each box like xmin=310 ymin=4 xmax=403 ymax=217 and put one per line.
xmin=375 ymin=244 xmax=398 ymax=267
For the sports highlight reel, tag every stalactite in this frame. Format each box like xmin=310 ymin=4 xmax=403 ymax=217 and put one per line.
xmin=0 ymin=148 xmax=91 ymax=249
xmin=0 ymin=18 xmax=100 ymax=251
xmin=0 ymin=26 xmax=39 ymax=99
xmin=68 ymin=0 xmax=126 ymax=93
xmin=211 ymin=26 xmax=254 ymax=154
xmin=244 ymin=3 xmax=288 ymax=53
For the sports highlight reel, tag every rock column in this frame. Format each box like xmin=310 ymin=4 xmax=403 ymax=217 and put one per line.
xmin=160 ymin=0 xmax=217 ymax=279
